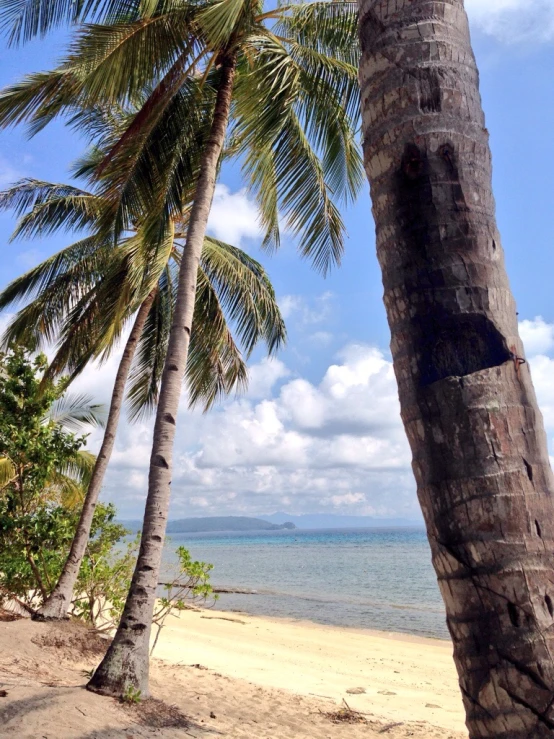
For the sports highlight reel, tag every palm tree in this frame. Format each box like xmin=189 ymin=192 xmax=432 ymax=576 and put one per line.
xmin=0 ymin=0 xmax=362 ymax=697
xmin=357 ymin=1 xmax=554 ymax=736
xmin=0 ymin=174 xmax=286 ymax=621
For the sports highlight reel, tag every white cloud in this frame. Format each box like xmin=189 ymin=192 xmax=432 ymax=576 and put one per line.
xmin=309 ymin=331 xmax=333 ymax=347
xmin=22 ymin=312 xmax=553 ymax=521
xmin=80 ymin=342 xmax=415 ymax=519
xmin=530 ymin=354 xmax=554 ymax=431
xmin=207 ymin=184 xmax=261 ymax=246
xmin=519 ymin=316 xmax=554 ymax=356
xmin=519 ymin=317 xmax=554 ymax=457
xmin=466 ymin=0 xmax=554 ymax=43
xmin=278 ymin=292 xmax=334 ymax=326
xmin=245 ymin=358 xmax=290 ymax=399
xmin=278 ymin=295 xmax=303 ymax=321
xmin=329 ymin=492 xmax=366 ymax=508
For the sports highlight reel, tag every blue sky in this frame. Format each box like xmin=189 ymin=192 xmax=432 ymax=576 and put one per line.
xmin=1 ymin=1 xmax=554 ymax=520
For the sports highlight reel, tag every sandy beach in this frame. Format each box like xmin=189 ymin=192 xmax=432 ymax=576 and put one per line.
xmin=0 ymin=607 xmax=468 ymax=738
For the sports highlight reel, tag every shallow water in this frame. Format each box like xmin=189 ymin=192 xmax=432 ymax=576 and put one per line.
xmin=161 ymin=527 xmax=448 ymax=639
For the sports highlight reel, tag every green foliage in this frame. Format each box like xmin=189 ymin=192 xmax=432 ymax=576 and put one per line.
xmin=151 ymin=545 xmax=218 ymax=654
xmin=72 ymin=504 xmax=138 ymax=630
xmin=0 ymin=503 xmax=76 ymax=605
xmin=0 ymin=346 xmax=102 ymax=604
xmin=122 ymin=685 xmax=142 ymax=704
xmin=0 ymin=171 xmax=286 ymax=419
xmin=0 ymin=0 xmax=363 ymax=276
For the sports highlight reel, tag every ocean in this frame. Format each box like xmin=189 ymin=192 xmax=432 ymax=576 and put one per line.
xmin=161 ymin=527 xmax=449 ymax=640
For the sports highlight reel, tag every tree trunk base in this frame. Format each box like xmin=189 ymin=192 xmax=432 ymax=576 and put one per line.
xmin=33 ymin=592 xmax=72 ymax=621
xmin=86 ymin=634 xmax=150 ymax=700
xmin=31 ymin=612 xmax=71 ymax=622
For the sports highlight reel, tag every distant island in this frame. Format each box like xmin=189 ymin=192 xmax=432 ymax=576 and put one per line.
xmin=121 ymin=516 xmax=296 ymax=534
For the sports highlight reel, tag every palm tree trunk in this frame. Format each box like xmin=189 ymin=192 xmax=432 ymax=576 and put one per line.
xmin=87 ymin=55 xmax=237 ymax=699
xmin=358 ymin=1 xmax=554 ymax=736
xmin=34 ymin=289 xmax=157 ymax=621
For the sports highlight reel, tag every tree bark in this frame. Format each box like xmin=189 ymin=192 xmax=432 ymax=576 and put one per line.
xmin=87 ymin=55 xmax=237 ymax=699
xmin=357 ymin=1 xmax=554 ymax=737
xmin=34 ymin=290 xmax=157 ymax=621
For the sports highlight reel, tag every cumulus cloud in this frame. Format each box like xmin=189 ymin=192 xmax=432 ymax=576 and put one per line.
xmin=519 ymin=317 xmax=554 ymax=459
xmin=465 ymin=0 xmax=554 ymax=43
xmin=520 ymin=316 xmax=554 ymax=356
xmin=244 ymin=358 xmax=290 ymax=399
xmin=207 ymin=184 xmax=261 ymax=246
xmin=37 ymin=314 xmax=554 ymax=520
xmin=278 ymin=292 xmax=334 ymax=326
xmin=81 ymin=341 xmax=415 ymax=519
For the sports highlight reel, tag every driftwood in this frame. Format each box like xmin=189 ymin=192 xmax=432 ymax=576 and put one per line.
xmin=158 ymin=583 xmax=257 ymax=595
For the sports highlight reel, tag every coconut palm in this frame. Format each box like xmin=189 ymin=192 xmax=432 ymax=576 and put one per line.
xmin=0 ymin=0 xmax=362 ymax=696
xmin=357 ymin=1 xmax=554 ymax=736
xmin=0 ymin=172 xmax=286 ymax=620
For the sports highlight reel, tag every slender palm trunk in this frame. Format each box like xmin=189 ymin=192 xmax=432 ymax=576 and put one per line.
xmin=87 ymin=56 xmax=237 ymax=699
xmin=358 ymin=1 xmax=554 ymax=736
xmin=34 ymin=290 xmax=157 ymax=621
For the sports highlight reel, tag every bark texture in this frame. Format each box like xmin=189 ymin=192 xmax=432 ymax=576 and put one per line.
xmin=87 ymin=57 xmax=237 ymax=699
xmin=35 ymin=290 xmax=157 ymax=621
xmin=357 ymin=1 xmax=554 ymax=737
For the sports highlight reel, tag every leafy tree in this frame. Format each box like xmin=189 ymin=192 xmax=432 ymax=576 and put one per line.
xmin=357 ymin=1 xmax=554 ymax=735
xmin=0 ymin=347 xmax=102 ymax=602
xmin=0 ymin=0 xmax=361 ymax=697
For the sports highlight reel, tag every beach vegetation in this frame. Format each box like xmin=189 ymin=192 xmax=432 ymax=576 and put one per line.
xmin=0 ymin=346 xmax=101 ymax=606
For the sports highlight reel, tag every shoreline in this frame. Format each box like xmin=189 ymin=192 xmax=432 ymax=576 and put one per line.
xmin=153 ymin=605 xmax=467 ymax=734
xmin=197 ymin=588 xmax=449 ymax=641
xmin=205 ymin=602 xmax=451 ymax=643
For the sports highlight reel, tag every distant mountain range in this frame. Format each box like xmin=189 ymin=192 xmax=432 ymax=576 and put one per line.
xmin=262 ymin=512 xmax=423 ymax=530
xmin=121 ymin=516 xmax=296 ymax=534
xmin=120 ymin=513 xmax=422 ymax=533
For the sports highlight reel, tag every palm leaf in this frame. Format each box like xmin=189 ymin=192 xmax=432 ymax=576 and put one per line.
xmin=0 ymin=0 xmax=143 ymax=45
xmin=0 ymin=179 xmax=105 ymax=240
xmin=46 ymin=393 xmax=107 ymax=431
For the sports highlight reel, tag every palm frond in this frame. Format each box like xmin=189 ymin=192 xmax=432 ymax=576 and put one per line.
xmin=0 ymin=178 xmax=105 ymax=240
xmin=275 ymin=2 xmax=359 ymax=66
xmin=57 ymin=449 xmax=97 ymax=485
xmin=0 ymin=0 xmax=143 ymax=45
xmin=188 ymin=266 xmax=249 ymax=411
xmin=0 ymin=67 xmax=81 ymax=135
xmin=126 ymin=265 xmax=174 ymax=420
xmin=198 ymin=0 xmax=250 ymax=48
xmin=64 ymin=12 xmax=197 ymax=107
xmin=200 ymin=236 xmax=286 ymax=356
xmin=46 ymin=393 xmax=107 ymax=431
xmin=0 ymin=234 xmax=113 ymax=353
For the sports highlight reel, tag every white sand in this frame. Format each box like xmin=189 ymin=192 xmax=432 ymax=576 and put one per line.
xmin=0 ymin=609 xmax=468 ymax=738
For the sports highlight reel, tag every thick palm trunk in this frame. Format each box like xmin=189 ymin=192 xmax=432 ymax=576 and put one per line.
xmin=34 ymin=290 xmax=157 ymax=621
xmin=358 ymin=1 xmax=554 ymax=736
xmin=87 ymin=56 xmax=237 ymax=699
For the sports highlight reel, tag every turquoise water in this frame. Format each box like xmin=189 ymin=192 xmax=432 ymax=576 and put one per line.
xmin=161 ymin=527 xmax=448 ymax=639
